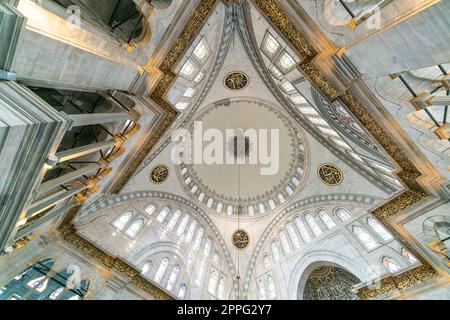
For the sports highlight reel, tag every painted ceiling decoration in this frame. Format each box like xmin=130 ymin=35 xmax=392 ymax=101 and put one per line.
xmin=178 ymin=98 xmax=306 ymax=216
xmin=47 ymin=0 xmax=443 ymax=301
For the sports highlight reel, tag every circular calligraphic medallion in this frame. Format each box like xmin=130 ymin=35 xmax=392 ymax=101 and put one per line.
xmin=232 ymin=229 xmax=250 ymax=250
xmin=150 ymin=165 xmax=169 ymax=184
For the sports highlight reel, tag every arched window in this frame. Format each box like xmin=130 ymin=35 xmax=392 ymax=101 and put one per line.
xmin=383 ymin=257 xmax=401 ymax=274
xmin=286 ymin=223 xmax=301 ymax=249
xmin=353 ymin=225 xmax=379 ymax=250
xmin=125 ymin=218 xmax=144 ymax=238
xmin=145 ymin=204 xmax=156 ymax=215
xmin=269 ymin=200 xmax=276 ymax=210
xmin=318 ymin=210 xmax=336 ymax=229
xmin=141 ymin=261 xmax=153 ymax=275
xmin=217 ymin=277 xmax=225 ymax=300
xmin=176 ymin=214 xmax=190 ymax=236
xmin=204 ymin=239 xmax=212 ymax=257
xmin=207 ymin=269 xmax=219 ymax=295
xmin=212 ymin=252 xmax=219 ymax=266
xmin=177 ymin=284 xmax=187 ymax=299
xmin=263 ymin=254 xmax=271 ymax=269
xmin=271 ymin=241 xmax=280 ymax=262
xmin=401 ymin=248 xmax=418 ymax=264
xmin=367 ymin=217 xmax=393 ymax=241
xmin=166 ymin=265 xmax=180 ymax=292
xmin=295 ymin=217 xmax=312 ymax=243
xmin=27 ymin=276 xmax=49 ymax=293
xmin=258 ymin=279 xmax=266 ymax=300
xmin=112 ymin=210 xmax=133 ymax=231
xmin=157 ymin=207 xmax=170 ymax=223
xmin=154 ymin=258 xmax=169 ymax=283
xmin=266 ymin=275 xmax=277 ymax=299
xmin=279 ymin=231 xmax=292 ymax=255
xmin=184 ymin=219 xmax=197 ymax=242
xmin=193 ymin=227 xmax=204 ymax=249
xmin=305 ymin=213 xmax=323 ymax=237
xmin=335 ymin=208 xmax=352 ymax=222
xmin=167 ymin=209 xmax=182 ymax=231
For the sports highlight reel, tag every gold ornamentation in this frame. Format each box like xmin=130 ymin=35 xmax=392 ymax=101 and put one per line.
xmin=232 ymin=229 xmax=250 ymax=250
xmin=224 ymin=71 xmax=249 ymax=90
xmin=110 ymin=0 xmax=218 ymax=194
xmin=150 ymin=164 xmax=169 ymax=184
xmin=318 ymin=164 xmax=343 ymax=185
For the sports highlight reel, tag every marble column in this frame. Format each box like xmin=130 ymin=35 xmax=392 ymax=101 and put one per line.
xmin=7 ymin=0 xmax=140 ymax=91
xmin=344 ymin=1 xmax=450 ymax=75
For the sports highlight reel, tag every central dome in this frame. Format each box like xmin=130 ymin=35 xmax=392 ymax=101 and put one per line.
xmin=178 ymin=99 xmax=306 ymax=216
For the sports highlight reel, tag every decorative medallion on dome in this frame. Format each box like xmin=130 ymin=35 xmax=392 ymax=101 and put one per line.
xmin=150 ymin=165 xmax=169 ymax=184
xmin=318 ymin=164 xmax=343 ymax=186
xmin=224 ymin=71 xmax=249 ymax=91
xmin=232 ymin=229 xmax=250 ymax=250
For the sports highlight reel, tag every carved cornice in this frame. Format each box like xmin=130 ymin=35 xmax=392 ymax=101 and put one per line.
xmin=59 ymin=206 xmax=173 ymax=300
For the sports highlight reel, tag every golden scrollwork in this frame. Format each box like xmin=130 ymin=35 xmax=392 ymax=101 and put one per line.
xmin=111 ymin=1 xmax=218 ymax=194
xmin=357 ymin=265 xmax=439 ymax=299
